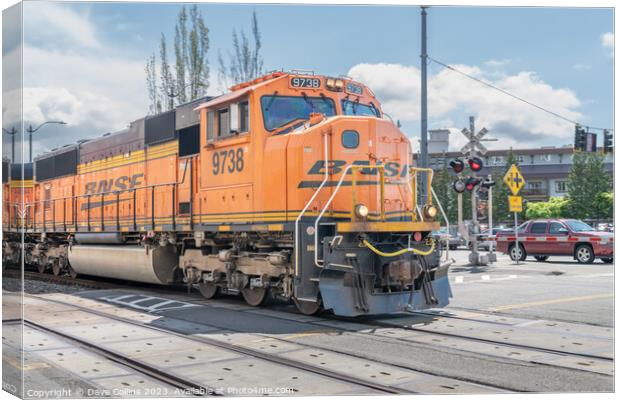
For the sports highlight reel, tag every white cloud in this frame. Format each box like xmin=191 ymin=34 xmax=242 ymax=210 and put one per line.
xmin=25 ymin=2 xmax=100 ymax=49
xmin=601 ymin=32 xmax=613 ymax=56
xmin=2 ymin=3 xmax=152 ymax=160
xmin=572 ymin=64 xmax=592 ymax=71
xmin=484 ymin=59 xmax=511 ymax=68
xmin=22 ymin=45 xmax=147 ymax=128
xmin=348 ymin=63 xmax=582 ymax=151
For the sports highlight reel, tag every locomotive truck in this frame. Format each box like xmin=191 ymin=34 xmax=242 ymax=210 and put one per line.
xmin=2 ymin=71 xmax=452 ymax=316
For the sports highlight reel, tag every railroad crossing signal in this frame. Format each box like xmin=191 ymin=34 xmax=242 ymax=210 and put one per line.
xmin=603 ymin=129 xmax=613 ymax=153
xmin=508 ymin=195 xmax=523 ymax=212
xmin=460 ymin=126 xmax=489 ymax=156
xmin=503 ymin=164 xmax=525 ymax=196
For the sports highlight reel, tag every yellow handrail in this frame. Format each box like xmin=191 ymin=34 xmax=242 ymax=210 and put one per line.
xmin=361 ymin=238 xmax=436 ymax=257
xmin=351 ymin=164 xmax=385 ymax=222
xmin=409 ymin=167 xmax=434 ymax=221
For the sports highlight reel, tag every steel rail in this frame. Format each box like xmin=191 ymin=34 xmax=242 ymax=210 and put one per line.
xmin=24 ymin=294 xmax=412 ymax=395
xmin=23 ymin=319 xmax=218 ymax=396
xmin=11 ymin=268 xmax=611 ymax=364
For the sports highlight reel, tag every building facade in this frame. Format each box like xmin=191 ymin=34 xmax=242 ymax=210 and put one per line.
xmin=420 ymin=146 xmax=613 ymax=202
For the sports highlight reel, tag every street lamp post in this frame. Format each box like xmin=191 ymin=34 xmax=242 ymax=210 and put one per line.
xmin=26 ymin=121 xmax=67 ymax=162
xmin=2 ymin=127 xmax=17 ymax=162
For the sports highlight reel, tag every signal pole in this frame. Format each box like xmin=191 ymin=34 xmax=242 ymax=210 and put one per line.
xmin=419 ymin=6 xmax=429 ymax=199
xmin=468 ymin=117 xmax=479 ymax=264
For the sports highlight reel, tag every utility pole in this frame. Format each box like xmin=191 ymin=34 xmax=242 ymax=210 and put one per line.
xmin=419 ymin=6 xmax=429 ymax=203
xmin=2 ymin=127 xmax=17 ymax=162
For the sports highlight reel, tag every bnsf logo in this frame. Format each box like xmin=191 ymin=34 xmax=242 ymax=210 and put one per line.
xmin=84 ymin=173 xmax=144 ymax=194
xmin=307 ymin=160 xmax=410 ymax=177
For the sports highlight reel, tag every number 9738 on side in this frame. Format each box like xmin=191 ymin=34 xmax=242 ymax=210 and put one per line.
xmin=212 ymin=148 xmax=244 ymax=175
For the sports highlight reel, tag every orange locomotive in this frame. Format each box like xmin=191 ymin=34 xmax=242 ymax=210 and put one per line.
xmin=2 ymin=161 xmax=35 ymax=266
xmin=5 ymin=71 xmax=451 ymax=316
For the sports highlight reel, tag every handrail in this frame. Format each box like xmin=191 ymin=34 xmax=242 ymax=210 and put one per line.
xmin=294 ymin=131 xmax=330 ymax=277
xmin=430 ymin=185 xmax=451 ymax=261
xmin=313 ymin=163 xmax=386 ymax=267
xmin=351 ymin=164 xmax=385 ymax=222
xmin=313 ymin=164 xmax=356 ymax=267
xmin=22 ymin=181 xmax=180 ymax=232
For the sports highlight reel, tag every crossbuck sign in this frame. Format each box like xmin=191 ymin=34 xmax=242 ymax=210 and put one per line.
xmin=460 ymin=126 xmax=489 ymax=156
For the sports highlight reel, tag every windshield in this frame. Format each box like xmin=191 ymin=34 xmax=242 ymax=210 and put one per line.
xmin=566 ymin=220 xmax=595 ymax=232
xmin=261 ymin=95 xmax=336 ymax=131
xmin=342 ymin=100 xmax=380 ymax=117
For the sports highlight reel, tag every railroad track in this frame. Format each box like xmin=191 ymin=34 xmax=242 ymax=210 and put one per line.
xmin=3 ymin=268 xmax=173 ymax=291
xmin=23 ymin=319 xmax=216 ymax=396
xmin=9 ymin=268 xmax=612 ymax=380
xmin=362 ymin=314 xmax=614 ymax=363
xmin=21 ymin=294 xmax=429 ymax=395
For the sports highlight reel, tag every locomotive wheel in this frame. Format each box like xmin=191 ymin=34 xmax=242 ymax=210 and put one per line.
xmin=198 ymin=283 xmax=220 ymax=299
xmin=241 ymin=287 xmax=269 ymax=307
xmin=293 ymin=297 xmax=322 ymax=315
xmin=52 ymin=261 xmax=62 ymax=276
xmin=37 ymin=263 xmax=47 ymax=274
xmin=68 ymin=266 xmax=78 ymax=279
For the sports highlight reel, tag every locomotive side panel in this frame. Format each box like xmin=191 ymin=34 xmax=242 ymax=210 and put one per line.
xmin=198 ymin=95 xmax=256 ymax=224
xmin=76 ymin=149 xmax=146 ymax=232
xmin=144 ymin=140 xmax=178 ymax=230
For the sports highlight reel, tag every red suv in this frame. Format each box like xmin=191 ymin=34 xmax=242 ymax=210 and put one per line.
xmin=495 ymin=219 xmax=613 ymax=264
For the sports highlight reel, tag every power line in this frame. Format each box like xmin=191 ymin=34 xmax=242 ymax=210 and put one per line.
xmin=428 ymin=57 xmax=613 ymax=132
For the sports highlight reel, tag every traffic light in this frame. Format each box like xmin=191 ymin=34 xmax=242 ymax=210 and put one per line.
xmin=604 ymin=129 xmax=613 ymax=153
xmin=465 ymin=177 xmax=481 ymax=192
xmin=468 ymin=157 xmax=483 ymax=172
xmin=574 ymin=125 xmax=586 ymax=151
xmin=453 ymin=179 xmax=466 ymax=193
xmin=449 ymin=159 xmax=465 ymax=174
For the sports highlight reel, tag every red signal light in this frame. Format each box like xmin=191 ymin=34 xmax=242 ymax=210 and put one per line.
xmin=465 ymin=177 xmax=481 ymax=191
xmin=468 ymin=157 xmax=483 ymax=172
xmin=449 ymin=159 xmax=465 ymax=174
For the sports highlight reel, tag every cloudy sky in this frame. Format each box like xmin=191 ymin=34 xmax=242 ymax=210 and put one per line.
xmin=1 ymin=1 xmax=614 ymax=162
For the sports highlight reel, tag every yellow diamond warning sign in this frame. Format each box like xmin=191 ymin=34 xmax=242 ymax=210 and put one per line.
xmin=503 ymin=164 xmax=525 ymax=196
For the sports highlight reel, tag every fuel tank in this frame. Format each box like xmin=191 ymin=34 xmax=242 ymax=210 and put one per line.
xmin=68 ymin=245 xmax=178 ymax=284
xmin=74 ymin=233 xmax=126 ymax=244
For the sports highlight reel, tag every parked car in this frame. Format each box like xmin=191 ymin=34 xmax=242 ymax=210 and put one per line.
xmin=495 ymin=219 xmax=614 ymax=264
xmin=432 ymin=227 xmax=465 ymax=250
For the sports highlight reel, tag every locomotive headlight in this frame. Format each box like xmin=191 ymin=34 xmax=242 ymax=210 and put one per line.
xmin=326 ymin=78 xmax=335 ymax=88
xmin=334 ymin=79 xmax=344 ymax=90
xmin=423 ymin=204 xmax=438 ymax=220
xmin=354 ymin=204 xmax=369 ymax=219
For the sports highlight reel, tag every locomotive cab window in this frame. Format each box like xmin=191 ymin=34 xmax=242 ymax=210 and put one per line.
xmin=239 ymin=101 xmax=249 ymax=133
xmin=217 ymin=108 xmax=230 ymax=138
xmin=261 ymin=95 xmax=336 ymax=132
xmin=341 ymin=130 xmax=359 ymax=149
xmin=342 ymin=100 xmax=380 ymax=117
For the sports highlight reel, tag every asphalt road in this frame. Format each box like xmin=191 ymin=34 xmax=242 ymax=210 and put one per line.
xmin=445 ymin=248 xmax=613 ymax=326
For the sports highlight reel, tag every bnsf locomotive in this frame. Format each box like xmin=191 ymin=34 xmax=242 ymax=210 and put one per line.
xmin=2 ymin=72 xmax=452 ymax=316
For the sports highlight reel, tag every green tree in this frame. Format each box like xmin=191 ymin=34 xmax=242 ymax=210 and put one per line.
xmin=145 ymin=5 xmax=210 ymax=113
xmin=525 ymin=197 xmax=570 ymax=219
xmin=217 ymin=11 xmax=264 ymax=90
xmin=594 ymin=192 xmax=613 ymax=220
xmin=566 ymin=152 xmax=611 ymax=219
xmin=431 ymin=164 xmax=457 ymax=224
